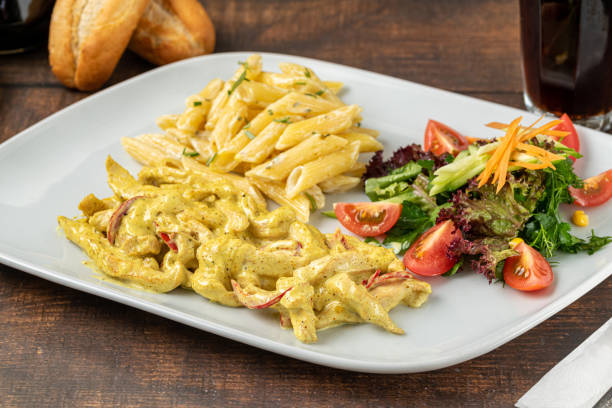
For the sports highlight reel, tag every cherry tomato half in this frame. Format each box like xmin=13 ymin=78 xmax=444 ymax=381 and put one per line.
xmin=551 ymin=113 xmax=580 ymax=161
xmin=503 ymin=242 xmax=553 ymax=291
xmin=424 ymin=119 xmax=469 ymax=156
xmin=403 ymin=220 xmax=462 ymax=276
xmin=334 ymin=202 xmax=402 ymax=237
xmin=569 ymin=169 xmax=612 ymax=207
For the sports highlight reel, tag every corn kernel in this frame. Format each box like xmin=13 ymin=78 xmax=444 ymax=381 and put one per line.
xmin=509 ymin=237 xmax=524 ymax=249
xmin=572 ymin=210 xmax=589 ymax=227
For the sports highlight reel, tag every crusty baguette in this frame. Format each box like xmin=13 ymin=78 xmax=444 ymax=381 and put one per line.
xmin=48 ymin=0 xmax=150 ymax=91
xmin=128 ymin=0 xmax=215 ymax=66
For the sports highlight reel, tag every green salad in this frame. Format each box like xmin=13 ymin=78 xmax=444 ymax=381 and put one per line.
xmin=330 ymin=116 xmax=612 ymax=291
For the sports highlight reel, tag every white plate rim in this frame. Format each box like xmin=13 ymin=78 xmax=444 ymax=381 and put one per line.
xmin=1 ymin=51 xmax=611 ymax=374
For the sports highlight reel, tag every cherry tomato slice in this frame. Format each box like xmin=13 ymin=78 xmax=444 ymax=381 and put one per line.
xmin=551 ymin=113 xmax=580 ymax=161
xmin=424 ymin=120 xmax=469 ymax=156
xmin=503 ymin=242 xmax=553 ymax=291
xmin=569 ymin=169 xmax=612 ymax=207
xmin=403 ymin=220 xmax=462 ymax=276
xmin=159 ymin=232 xmax=178 ymax=252
xmin=333 ymin=202 xmax=402 ymax=237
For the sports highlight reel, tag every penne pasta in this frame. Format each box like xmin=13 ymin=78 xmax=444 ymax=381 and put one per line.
xmin=275 ymin=104 xmax=362 ymax=150
xmin=123 ymin=133 xmax=187 ymax=164
xmin=338 ymin=132 xmax=384 ymax=152
xmin=122 ymin=136 xmax=168 ymax=167
xmin=346 ymin=126 xmax=379 ymax=138
xmin=246 ymin=134 xmax=348 ymax=181
xmin=176 ymin=105 xmax=207 ymax=136
xmin=278 ymin=63 xmax=343 ymax=105
xmin=124 ymin=54 xmax=381 ymax=219
xmin=285 ymin=141 xmax=360 ymax=198
xmin=184 ymin=78 xmax=224 ymax=115
xmin=206 ymin=54 xmax=262 ymax=130
xmin=210 ymin=93 xmax=343 ymax=173
xmin=323 ymin=81 xmax=343 ymax=94
xmin=196 ymin=78 xmax=225 ymax=103
xmin=189 ymin=132 xmax=216 ymax=161
xmin=209 ymin=99 xmax=249 ymax=149
xmin=319 ymin=175 xmax=361 ymax=193
xmin=235 ymin=120 xmax=293 ymax=164
xmin=156 ymin=114 xmax=179 ymax=131
xmin=303 ymin=185 xmax=325 ymax=210
xmin=343 ymin=161 xmax=367 ymax=178
xmin=234 ymin=81 xmax=288 ymax=108
xmin=248 ymin=177 xmax=311 ymax=223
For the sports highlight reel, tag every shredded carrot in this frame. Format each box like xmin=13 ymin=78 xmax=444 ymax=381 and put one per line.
xmin=518 ymin=119 xmax=563 ymax=142
xmin=478 ymin=117 xmax=522 ymax=188
xmin=516 ymin=143 xmax=564 ymax=161
xmin=485 ymin=121 xmax=569 ymax=138
xmin=478 ymin=116 xmax=566 ymax=191
xmin=507 ymin=161 xmax=549 ymax=170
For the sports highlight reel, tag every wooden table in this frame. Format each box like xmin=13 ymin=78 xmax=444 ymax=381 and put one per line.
xmin=1 ymin=0 xmax=610 ymax=406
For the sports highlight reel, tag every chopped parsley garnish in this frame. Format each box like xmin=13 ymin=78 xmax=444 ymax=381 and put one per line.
xmin=304 ymin=69 xmax=311 ymax=78
xmin=294 ymin=81 xmax=306 ymax=86
xmin=182 ymin=147 xmax=200 ymax=157
xmin=315 ymin=90 xmax=325 ymax=96
xmin=206 ymin=153 xmax=217 ymax=166
xmin=305 ymin=93 xmax=317 ymax=98
xmin=273 ymin=117 xmax=292 ymax=124
xmin=268 ymin=109 xmax=274 ymax=115
xmin=193 ymin=101 xmax=202 ymax=107
xmin=228 ymin=64 xmax=249 ymax=95
xmin=304 ymin=192 xmax=317 ymax=211
xmin=245 ymin=130 xmax=256 ymax=140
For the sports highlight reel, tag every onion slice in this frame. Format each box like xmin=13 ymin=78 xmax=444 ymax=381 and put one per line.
xmin=107 ymin=196 xmax=142 ymax=245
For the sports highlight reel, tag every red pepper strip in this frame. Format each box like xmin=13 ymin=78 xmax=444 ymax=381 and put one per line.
xmin=362 ymin=269 xmax=381 ymax=289
xmin=231 ymin=280 xmax=292 ymax=309
xmin=107 ymin=196 xmax=143 ymax=245
xmin=367 ymin=271 xmax=413 ymax=290
xmin=153 ymin=222 xmax=179 ymax=252
xmin=333 ymin=229 xmax=352 ymax=250
xmin=159 ymin=232 xmax=178 ymax=252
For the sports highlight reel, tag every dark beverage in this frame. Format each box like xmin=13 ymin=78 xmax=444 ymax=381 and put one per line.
xmin=0 ymin=0 xmax=54 ymax=54
xmin=519 ymin=0 xmax=612 ymax=128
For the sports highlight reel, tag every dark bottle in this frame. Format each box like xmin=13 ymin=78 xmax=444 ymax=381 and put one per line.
xmin=520 ymin=0 xmax=612 ymax=122
xmin=0 ymin=0 xmax=54 ymax=54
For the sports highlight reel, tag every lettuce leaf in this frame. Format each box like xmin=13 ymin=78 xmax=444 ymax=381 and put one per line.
xmin=365 ymin=162 xmax=422 ymax=200
xmin=448 ymin=237 xmax=517 ymax=282
xmin=439 ymin=171 xmax=545 ymax=239
xmin=438 ymin=171 xmax=546 ymax=279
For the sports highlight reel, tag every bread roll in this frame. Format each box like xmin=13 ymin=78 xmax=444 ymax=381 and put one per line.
xmin=48 ymin=0 xmax=150 ymax=91
xmin=128 ymin=0 xmax=215 ymax=66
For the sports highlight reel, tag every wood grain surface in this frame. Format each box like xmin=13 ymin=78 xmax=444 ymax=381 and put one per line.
xmin=1 ymin=0 xmax=610 ymax=407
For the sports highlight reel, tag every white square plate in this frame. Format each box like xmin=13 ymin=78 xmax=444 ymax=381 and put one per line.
xmin=1 ymin=52 xmax=610 ymax=374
